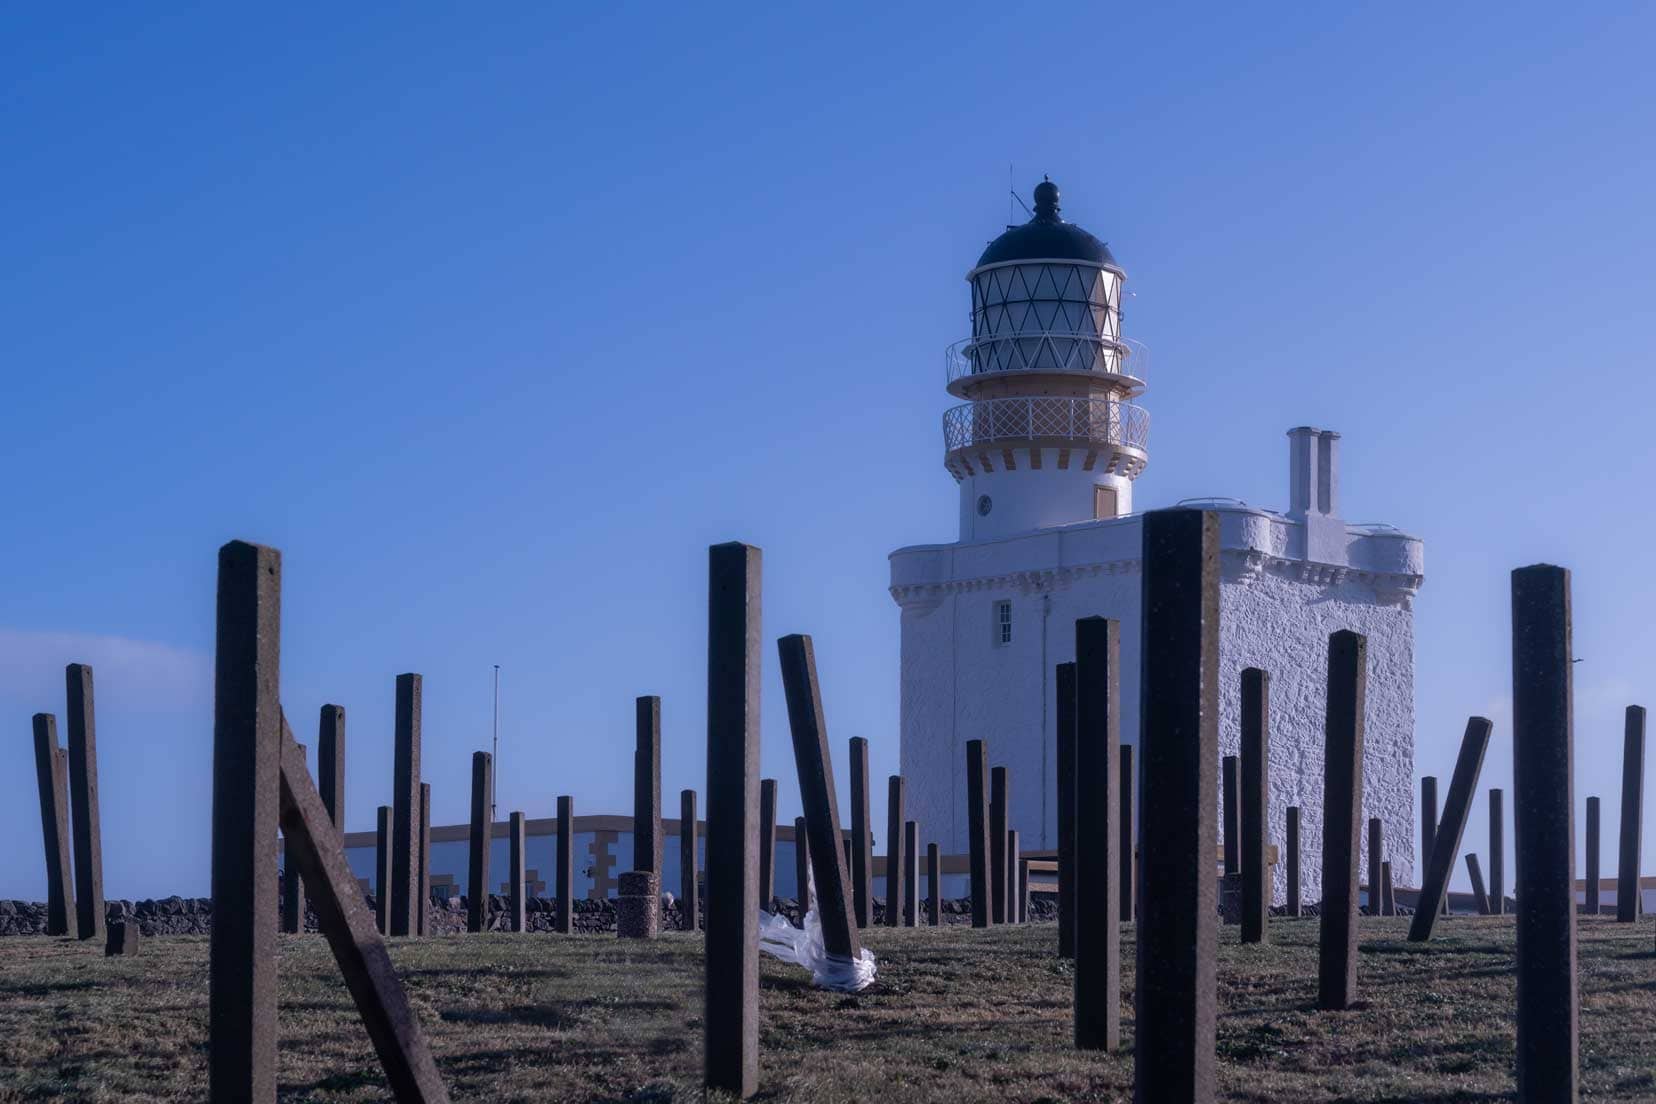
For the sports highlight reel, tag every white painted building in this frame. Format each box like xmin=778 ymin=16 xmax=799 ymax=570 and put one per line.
xmin=889 ymin=181 xmax=1425 ymax=902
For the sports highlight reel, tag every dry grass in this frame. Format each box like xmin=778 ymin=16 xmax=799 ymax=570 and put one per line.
xmin=1 ymin=915 xmax=1654 ymax=1102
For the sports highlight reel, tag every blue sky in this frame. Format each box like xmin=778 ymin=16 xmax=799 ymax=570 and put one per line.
xmin=2 ymin=4 xmax=1653 ymax=899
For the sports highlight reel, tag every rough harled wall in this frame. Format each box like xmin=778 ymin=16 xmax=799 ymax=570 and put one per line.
xmin=894 ymin=504 xmax=1421 ymax=908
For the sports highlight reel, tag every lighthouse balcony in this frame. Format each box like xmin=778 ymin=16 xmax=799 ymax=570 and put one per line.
xmin=942 ymin=396 xmax=1149 ymax=480
xmin=945 ymin=333 xmax=1147 ymax=398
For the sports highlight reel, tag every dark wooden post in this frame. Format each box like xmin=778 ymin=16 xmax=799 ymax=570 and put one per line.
xmin=1585 ymin=796 xmax=1601 ymax=915
xmin=904 ymin=820 xmax=920 ymax=926
xmin=1222 ymin=755 xmax=1240 ymax=877
xmin=1381 ymin=861 xmax=1396 ymax=916
xmin=681 ymin=792 xmax=701 ymax=931
xmin=966 ymin=739 xmax=991 ymax=929
xmin=1367 ymin=817 xmax=1383 ymax=918
xmin=1019 ymin=857 xmax=1030 ymax=923
xmin=990 ymin=765 xmax=1009 ymax=924
xmin=886 ymin=775 xmax=906 ymax=926
xmin=1120 ymin=743 xmax=1136 ymax=924
xmin=65 ymin=664 xmax=104 ymax=941
xmin=1319 ymin=629 xmax=1366 ymax=1011
xmin=1466 ymin=853 xmax=1491 ymax=915
xmin=391 ymin=674 xmax=421 ymax=937
xmin=1240 ymin=668 xmax=1268 ymax=943
xmin=467 ymin=752 xmax=492 ymax=934
xmin=508 ymin=812 xmax=527 ymax=932
xmin=1422 ymin=775 xmax=1445 ymax=915
xmin=1408 ymin=717 xmax=1493 ymax=940
xmin=31 ymin=714 xmax=75 ymax=937
xmin=208 ymin=540 xmax=280 ymax=1100
xmin=849 ymin=736 xmax=873 ymax=929
xmin=635 ymin=695 xmax=663 ymax=877
xmin=1134 ymin=509 xmax=1219 ymax=1100
xmin=1617 ymin=705 xmax=1645 ymax=922
xmin=706 ymin=542 xmax=761 ymax=1099
xmin=759 ymin=778 xmax=778 ymax=909
xmin=557 ymin=795 xmax=575 ymax=934
xmin=282 ymin=741 xmax=308 ymax=934
xmin=927 ymin=842 xmax=941 ymax=926
xmin=1285 ymin=805 xmax=1301 ymax=918
xmin=375 ymin=807 xmax=392 ymax=935
xmin=1511 ymin=564 xmax=1578 ymax=1099
xmin=792 ymin=814 xmax=808 ymax=921
xmin=418 ymin=782 xmax=431 ymax=937
xmin=1007 ymin=830 xmax=1021 ymax=925
xmin=1056 ymin=661 xmax=1078 ymax=955
xmin=777 ymin=633 xmax=862 ymax=965
xmin=1488 ymin=788 xmax=1505 ymax=916
xmin=1074 ymin=614 xmax=1121 ymax=1051
xmin=319 ymin=705 xmax=346 ymax=831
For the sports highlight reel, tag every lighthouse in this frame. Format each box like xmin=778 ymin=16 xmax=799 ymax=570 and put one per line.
xmin=891 ymin=180 xmax=1426 ymax=905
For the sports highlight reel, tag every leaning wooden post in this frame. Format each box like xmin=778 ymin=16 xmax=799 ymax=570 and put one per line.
xmin=966 ymin=739 xmax=991 ymax=929
xmin=759 ymin=778 xmax=778 ymax=909
xmin=31 ymin=714 xmax=76 ymax=937
xmin=792 ymin=814 xmax=809 ymax=921
xmin=1511 ymin=563 xmax=1578 ymax=1099
xmin=927 ymin=842 xmax=942 ymax=926
xmin=508 ymin=811 xmax=527 ymax=933
xmin=1221 ymin=755 xmax=1240 ymax=877
xmin=1135 ymin=509 xmax=1219 ymax=1100
xmin=1240 ymin=668 xmax=1268 ymax=943
xmin=682 ymin=792 xmax=701 ymax=932
xmin=1319 ymin=629 xmax=1366 ymax=1011
xmin=467 ymin=752 xmax=492 ymax=934
xmin=1408 ymin=717 xmax=1493 ymax=940
xmin=1120 ymin=742 xmax=1136 ymax=924
xmin=706 ymin=542 xmax=761 ymax=1099
xmin=1488 ymin=788 xmax=1505 ymax=916
xmin=849 ymin=736 xmax=873 ymax=929
xmin=1285 ymin=805 xmax=1301 ymax=918
xmin=1367 ymin=818 xmax=1383 ymax=918
xmin=65 ymin=664 xmax=104 ymax=941
xmin=1056 ymin=661 xmax=1079 ymax=955
xmin=778 ymin=633 xmax=862 ymax=968
xmin=1617 ymin=705 xmax=1645 ymax=922
xmin=209 ymin=540 xmax=281 ymax=1099
xmin=904 ymin=820 xmax=920 ymax=926
xmin=1074 ymin=614 xmax=1121 ymax=1052
xmin=556 ymin=795 xmax=575 ymax=934
xmin=390 ymin=673 xmax=422 ymax=937
xmin=375 ymin=807 xmax=392 ymax=935
xmin=885 ymin=775 xmax=906 ymax=927
xmin=990 ymin=765 xmax=1009 ymax=924
xmin=1585 ymin=796 xmax=1601 ymax=916
xmin=635 ymin=695 xmax=663 ymax=878
xmin=282 ymin=741 xmax=308 ymax=934
xmin=1466 ymin=854 xmax=1491 ymax=915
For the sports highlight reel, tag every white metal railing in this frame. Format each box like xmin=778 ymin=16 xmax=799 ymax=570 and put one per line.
xmin=943 ymin=397 xmax=1150 ymax=453
xmin=945 ymin=333 xmax=1148 ymax=386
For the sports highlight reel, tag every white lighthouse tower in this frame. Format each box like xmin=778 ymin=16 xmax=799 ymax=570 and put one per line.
xmin=891 ymin=180 xmax=1426 ymax=904
xmin=947 ymin=178 xmax=1148 ymax=540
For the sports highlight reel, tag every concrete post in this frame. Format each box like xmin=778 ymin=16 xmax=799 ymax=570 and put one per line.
xmin=65 ymin=664 xmax=104 ymax=941
xmin=375 ymin=806 xmax=391 ymax=935
xmin=849 ymin=736 xmax=873 ymax=929
xmin=1510 ymin=564 xmax=1578 ymax=1100
xmin=1466 ymin=853 xmax=1491 ymax=915
xmin=418 ymin=782 xmax=431 ymax=937
xmin=391 ymin=674 xmax=421 ymax=938
xmin=1018 ymin=856 xmax=1030 ymax=923
xmin=1585 ymin=796 xmax=1600 ymax=915
xmin=467 ymin=753 xmax=492 ymax=934
xmin=635 ymin=695 xmax=663 ymax=877
xmin=927 ymin=842 xmax=941 ymax=927
xmin=1006 ymin=829 xmax=1021 ymax=926
xmin=1367 ymin=817 xmax=1383 ymax=918
xmin=683 ymin=792 xmax=701 ymax=932
xmin=885 ymin=775 xmax=906 ymax=927
xmin=791 ymin=815 xmax=809 ymax=920
xmin=705 ymin=542 xmax=761 ymax=1099
xmin=1409 ymin=718 xmax=1493 ymax=941
xmin=557 ymin=795 xmax=575 ymax=934
xmin=1074 ymin=614 xmax=1120 ymax=1051
xmin=616 ymin=870 xmax=660 ymax=939
xmin=991 ymin=766 xmax=1009 ymax=924
xmin=1381 ymin=861 xmax=1396 ymax=916
xmin=1120 ymin=743 xmax=1136 ymax=924
xmin=759 ymin=778 xmax=778 ymax=909
xmin=1422 ymin=776 xmax=1444 ymax=915
xmin=208 ymin=540 xmax=280 ymax=1101
xmin=1240 ymin=668 xmax=1268 ymax=944
xmin=1617 ymin=705 xmax=1645 ymax=922
xmin=1285 ymin=805 xmax=1301 ymax=918
xmin=1488 ymin=788 xmax=1505 ymax=916
xmin=1222 ymin=755 xmax=1240 ymax=877
xmin=966 ymin=739 xmax=991 ymax=929
xmin=282 ymin=742 xmax=308 ymax=934
xmin=508 ymin=812 xmax=527 ymax=933
xmin=31 ymin=714 xmax=75 ymax=937
xmin=1056 ymin=661 xmax=1078 ymax=956
xmin=1134 ymin=509 xmax=1219 ymax=1101
xmin=1319 ymin=629 xmax=1366 ymax=1011
xmin=904 ymin=820 xmax=919 ymax=927
xmin=319 ymin=705 xmax=345 ymax=832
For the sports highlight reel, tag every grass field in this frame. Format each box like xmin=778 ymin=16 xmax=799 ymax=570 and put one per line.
xmin=2 ymin=915 xmax=1654 ymax=1102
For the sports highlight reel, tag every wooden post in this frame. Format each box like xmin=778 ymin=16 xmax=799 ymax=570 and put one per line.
xmin=849 ymin=736 xmax=872 ymax=929
xmin=375 ymin=807 xmax=391 ymax=935
xmin=1319 ymin=629 xmax=1366 ymax=1011
xmin=1285 ymin=805 xmax=1301 ymax=918
xmin=1074 ymin=614 xmax=1121 ymax=1052
xmin=1240 ymin=668 xmax=1268 ymax=944
xmin=966 ymin=739 xmax=991 ymax=929
xmin=1511 ymin=564 xmax=1578 ymax=1099
xmin=282 ymin=742 xmax=308 ymax=934
xmin=635 ymin=695 xmax=663 ymax=877
xmin=1422 ymin=776 xmax=1444 ymax=915
xmin=508 ymin=812 xmax=527 ymax=933
xmin=418 ymin=782 xmax=431 ymax=937
xmin=31 ymin=714 xmax=75 ymax=936
xmin=1381 ymin=861 xmax=1396 ymax=916
xmin=1408 ymin=718 xmax=1493 ymax=940
xmin=682 ymin=792 xmax=701 ymax=932
xmin=990 ymin=766 xmax=1009 ymax=924
xmin=1134 ymin=509 xmax=1219 ymax=1101
xmin=1006 ymin=829 xmax=1020 ymax=925
xmin=792 ymin=814 xmax=809 ymax=922
xmin=1056 ymin=661 xmax=1078 ymax=955
xmin=885 ymin=776 xmax=906 ymax=927
xmin=1466 ymin=854 xmax=1491 ymax=915
xmin=65 ymin=664 xmax=104 ymax=941
xmin=319 ymin=705 xmax=346 ymax=831
xmin=557 ymin=795 xmax=575 ymax=934
xmin=208 ymin=540 xmax=281 ymax=1100
xmin=1585 ymin=796 xmax=1600 ymax=915
xmin=904 ymin=820 xmax=920 ymax=926
xmin=1488 ymin=788 xmax=1505 ymax=916
xmin=391 ymin=674 xmax=421 ymax=937
xmin=927 ymin=842 xmax=941 ymax=926
xmin=1120 ymin=742 xmax=1136 ymax=924
xmin=705 ymin=542 xmax=761 ymax=1099
xmin=467 ymin=753 xmax=492 ymax=934
xmin=1367 ymin=817 xmax=1383 ymax=918
xmin=1221 ymin=755 xmax=1240 ymax=877
xmin=759 ymin=778 xmax=778 ymax=909
xmin=1617 ymin=705 xmax=1645 ymax=922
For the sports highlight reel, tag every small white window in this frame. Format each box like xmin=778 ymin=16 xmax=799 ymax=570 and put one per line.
xmin=993 ymin=600 xmax=1012 ymax=647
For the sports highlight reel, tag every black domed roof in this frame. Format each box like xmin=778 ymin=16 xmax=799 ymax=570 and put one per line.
xmin=976 ymin=179 xmax=1118 ymax=269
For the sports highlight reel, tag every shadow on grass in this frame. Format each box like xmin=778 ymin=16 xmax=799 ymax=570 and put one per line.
xmin=439 ymin=1003 xmax=583 ymax=1030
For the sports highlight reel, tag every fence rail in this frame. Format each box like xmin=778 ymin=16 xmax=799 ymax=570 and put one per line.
xmin=943 ymin=397 xmax=1150 ymax=453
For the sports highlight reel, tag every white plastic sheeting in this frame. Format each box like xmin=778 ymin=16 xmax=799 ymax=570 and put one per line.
xmin=756 ymin=869 xmax=876 ymax=992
